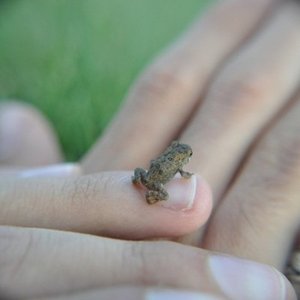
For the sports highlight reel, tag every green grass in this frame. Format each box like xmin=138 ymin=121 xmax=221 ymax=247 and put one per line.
xmin=0 ymin=0 xmax=212 ymax=160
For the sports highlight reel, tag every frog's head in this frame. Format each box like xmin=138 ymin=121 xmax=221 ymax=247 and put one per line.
xmin=171 ymin=141 xmax=193 ymax=165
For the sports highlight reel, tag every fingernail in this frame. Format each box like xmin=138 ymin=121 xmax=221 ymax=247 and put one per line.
xmin=146 ymin=289 xmax=224 ymax=300
xmin=209 ymin=255 xmax=288 ymax=300
xmin=159 ymin=175 xmax=207 ymax=211
xmin=18 ymin=163 xmax=81 ymax=178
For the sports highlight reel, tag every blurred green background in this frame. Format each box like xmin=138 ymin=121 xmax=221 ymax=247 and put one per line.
xmin=0 ymin=0 xmax=212 ymax=161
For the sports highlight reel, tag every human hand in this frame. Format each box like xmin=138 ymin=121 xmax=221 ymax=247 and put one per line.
xmin=0 ymin=104 xmax=293 ymax=300
xmin=81 ymin=0 xmax=300 ymax=291
xmin=2 ymin=0 xmax=300 ymax=298
xmin=0 ymin=105 xmax=294 ymax=300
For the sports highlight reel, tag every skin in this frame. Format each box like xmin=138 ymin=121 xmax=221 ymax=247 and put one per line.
xmin=132 ymin=141 xmax=193 ymax=204
xmin=1 ymin=0 xmax=300 ymax=299
xmin=82 ymin=0 xmax=300 ymax=267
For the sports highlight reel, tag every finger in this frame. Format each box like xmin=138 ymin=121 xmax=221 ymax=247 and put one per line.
xmin=0 ymin=172 xmax=212 ymax=239
xmin=33 ymin=287 xmax=226 ymax=300
xmin=182 ymin=0 xmax=300 ymax=200
xmin=82 ymin=0 xmax=279 ymax=173
xmin=0 ymin=226 xmax=294 ymax=300
xmin=0 ymin=101 xmax=63 ymax=167
xmin=203 ymin=92 xmax=300 ymax=271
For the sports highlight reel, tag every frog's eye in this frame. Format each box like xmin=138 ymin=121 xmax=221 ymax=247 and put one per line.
xmin=189 ymin=151 xmax=193 ymax=156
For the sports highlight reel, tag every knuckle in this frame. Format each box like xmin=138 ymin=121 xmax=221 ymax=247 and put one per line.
xmin=134 ymin=67 xmax=192 ymax=104
xmin=251 ymin=136 xmax=300 ymax=210
xmin=211 ymin=74 xmax=269 ymax=115
xmin=123 ymin=242 xmax=155 ymax=285
xmin=231 ymin=77 xmax=267 ymax=103
xmin=255 ymin=121 xmax=300 ymax=185
xmin=235 ymin=191 xmax=263 ymax=231
xmin=123 ymin=241 xmax=198 ymax=287
xmin=0 ymin=227 xmax=33 ymax=291
xmin=235 ymin=146 xmax=300 ymax=223
xmin=66 ymin=175 xmax=99 ymax=206
xmin=275 ymin=137 xmax=300 ymax=180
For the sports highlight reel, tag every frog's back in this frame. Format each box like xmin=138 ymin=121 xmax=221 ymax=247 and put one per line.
xmin=146 ymin=141 xmax=192 ymax=184
xmin=146 ymin=155 xmax=179 ymax=184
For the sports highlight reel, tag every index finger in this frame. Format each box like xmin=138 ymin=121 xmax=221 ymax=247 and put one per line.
xmin=0 ymin=171 xmax=212 ymax=239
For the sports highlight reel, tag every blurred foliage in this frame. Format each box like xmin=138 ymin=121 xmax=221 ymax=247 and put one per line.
xmin=0 ymin=0 xmax=212 ymax=160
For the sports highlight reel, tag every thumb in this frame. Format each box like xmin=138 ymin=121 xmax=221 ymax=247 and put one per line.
xmin=0 ymin=164 xmax=212 ymax=239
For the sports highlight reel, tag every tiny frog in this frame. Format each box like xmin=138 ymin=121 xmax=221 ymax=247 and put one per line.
xmin=132 ymin=141 xmax=193 ymax=204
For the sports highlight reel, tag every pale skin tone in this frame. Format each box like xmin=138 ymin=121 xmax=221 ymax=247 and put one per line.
xmin=1 ymin=0 xmax=300 ymax=299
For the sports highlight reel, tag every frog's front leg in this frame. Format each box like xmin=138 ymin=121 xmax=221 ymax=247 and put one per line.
xmin=146 ymin=183 xmax=168 ymax=204
xmin=179 ymin=168 xmax=193 ymax=179
xmin=132 ymin=168 xmax=148 ymax=185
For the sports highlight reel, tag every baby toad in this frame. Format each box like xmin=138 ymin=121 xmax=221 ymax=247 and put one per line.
xmin=132 ymin=141 xmax=193 ymax=204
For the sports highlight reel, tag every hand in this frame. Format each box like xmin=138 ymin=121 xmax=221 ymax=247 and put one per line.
xmin=81 ymin=0 xmax=300 ymax=288
xmin=0 ymin=103 xmax=294 ymax=299
xmin=1 ymin=0 xmax=300 ymax=298
xmin=0 ymin=105 xmax=292 ymax=300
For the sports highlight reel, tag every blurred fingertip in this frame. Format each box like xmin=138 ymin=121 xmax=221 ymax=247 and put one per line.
xmin=0 ymin=100 xmax=63 ymax=166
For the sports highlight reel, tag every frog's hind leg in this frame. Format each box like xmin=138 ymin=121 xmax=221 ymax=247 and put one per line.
xmin=132 ymin=168 xmax=147 ymax=185
xmin=146 ymin=183 xmax=168 ymax=204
